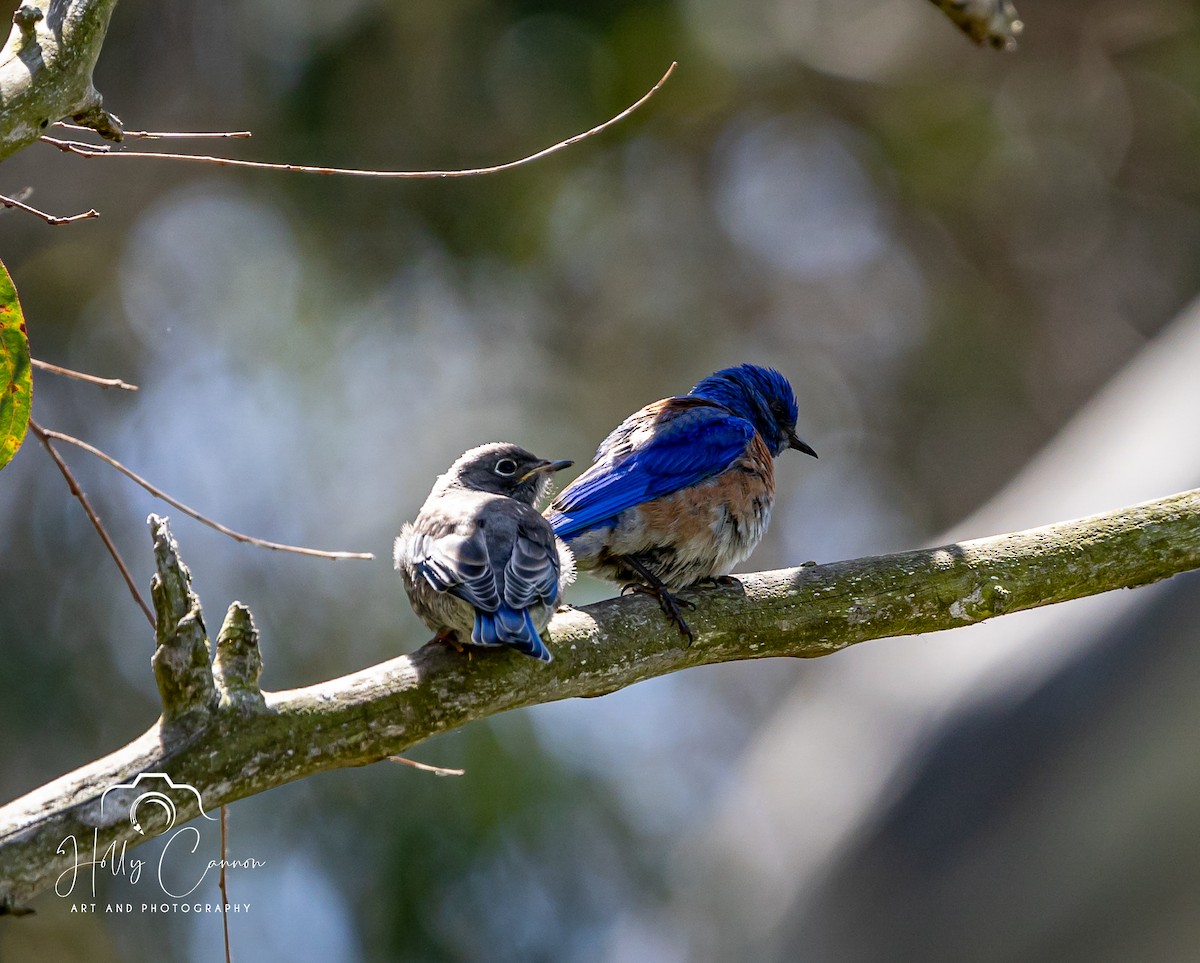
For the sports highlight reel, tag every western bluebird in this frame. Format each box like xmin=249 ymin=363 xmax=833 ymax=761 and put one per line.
xmin=395 ymin=443 xmax=575 ymax=663
xmin=545 ymin=363 xmax=816 ymax=639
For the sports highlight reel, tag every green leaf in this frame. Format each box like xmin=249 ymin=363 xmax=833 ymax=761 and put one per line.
xmin=0 ymin=258 xmax=32 ymax=471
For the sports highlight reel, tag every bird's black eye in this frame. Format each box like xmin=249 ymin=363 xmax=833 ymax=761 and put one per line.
xmin=494 ymin=458 xmax=518 ymax=476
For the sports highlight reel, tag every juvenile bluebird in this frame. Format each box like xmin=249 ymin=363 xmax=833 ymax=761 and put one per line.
xmin=545 ymin=363 xmax=816 ymax=639
xmin=395 ymin=443 xmax=575 ymax=663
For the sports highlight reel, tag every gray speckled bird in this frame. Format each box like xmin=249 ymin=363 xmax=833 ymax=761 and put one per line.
xmin=394 ymin=443 xmax=575 ymax=663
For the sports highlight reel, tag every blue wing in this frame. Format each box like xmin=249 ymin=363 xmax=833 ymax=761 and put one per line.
xmin=411 ymin=530 xmax=500 ymax=611
xmin=505 ymin=519 xmax=564 ymax=609
xmin=410 ymin=517 xmax=558 ymax=662
xmin=547 ymin=401 xmax=754 ymax=539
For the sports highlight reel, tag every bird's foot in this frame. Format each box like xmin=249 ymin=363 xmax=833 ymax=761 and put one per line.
xmin=622 ymin=582 xmax=695 ymax=644
xmin=433 ymin=628 xmax=465 ymax=655
xmin=693 ymin=574 xmax=741 ymax=589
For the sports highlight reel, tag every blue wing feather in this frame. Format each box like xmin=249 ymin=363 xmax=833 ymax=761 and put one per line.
xmin=549 ymin=403 xmax=754 ymax=539
xmin=412 ymin=531 xmax=501 ymax=611
xmin=505 ymin=521 xmax=562 ymax=609
xmin=410 ymin=515 xmax=558 ymax=661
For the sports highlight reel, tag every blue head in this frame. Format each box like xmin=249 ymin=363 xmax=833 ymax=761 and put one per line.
xmin=689 ymin=364 xmax=817 ymax=458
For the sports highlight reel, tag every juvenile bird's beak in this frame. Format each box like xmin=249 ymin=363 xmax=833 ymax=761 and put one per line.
xmin=788 ymin=432 xmax=818 ymax=458
xmin=520 ymin=459 xmax=574 ymax=482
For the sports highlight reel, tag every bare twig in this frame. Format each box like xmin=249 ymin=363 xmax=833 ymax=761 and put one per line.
xmin=38 ymin=427 xmax=374 ymax=561
xmin=387 ymin=756 xmax=467 ymax=777
xmin=38 ymin=63 xmax=677 ymax=179
xmin=53 ymin=121 xmax=252 ymax=140
xmin=31 ymin=358 xmax=138 ymax=391
xmin=219 ymin=805 xmax=232 ymax=963
xmin=29 ymin=419 xmax=155 ymax=626
xmin=0 ymin=192 xmax=99 ymax=225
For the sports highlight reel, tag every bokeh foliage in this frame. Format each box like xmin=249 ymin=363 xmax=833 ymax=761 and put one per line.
xmin=3 ymin=0 xmax=1200 ymax=960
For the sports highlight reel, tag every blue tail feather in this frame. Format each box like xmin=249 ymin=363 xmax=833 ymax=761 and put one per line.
xmin=473 ymin=607 xmax=553 ymax=663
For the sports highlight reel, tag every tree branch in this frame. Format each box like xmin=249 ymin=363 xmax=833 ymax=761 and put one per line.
xmin=35 ymin=62 xmax=677 ymax=179
xmin=0 ymin=0 xmax=122 ymax=162
xmin=0 ymin=0 xmax=1023 ymax=175
xmin=2 ymin=489 xmax=1197 ymax=909
xmin=927 ymin=0 xmax=1023 ymax=49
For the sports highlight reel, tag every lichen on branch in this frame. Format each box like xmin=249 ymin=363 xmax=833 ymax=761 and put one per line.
xmin=0 ymin=0 xmax=122 ymax=162
xmin=1 ymin=489 xmax=1197 ymax=910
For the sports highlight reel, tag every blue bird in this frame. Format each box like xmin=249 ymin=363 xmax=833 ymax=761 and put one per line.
xmin=545 ymin=364 xmax=816 ymax=639
xmin=395 ymin=443 xmax=575 ymax=662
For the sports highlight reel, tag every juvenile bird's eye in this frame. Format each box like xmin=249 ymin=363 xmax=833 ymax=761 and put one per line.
xmin=495 ymin=458 xmax=518 ymax=476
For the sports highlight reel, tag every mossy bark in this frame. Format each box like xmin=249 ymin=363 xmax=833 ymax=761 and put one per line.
xmin=2 ymin=488 xmax=1198 ymax=910
xmin=0 ymin=0 xmax=122 ymax=162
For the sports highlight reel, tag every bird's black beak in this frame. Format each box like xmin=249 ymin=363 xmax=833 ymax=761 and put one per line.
xmin=788 ymin=432 xmax=818 ymax=458
xmin=520 ymin=459 xmax=574 ymax=482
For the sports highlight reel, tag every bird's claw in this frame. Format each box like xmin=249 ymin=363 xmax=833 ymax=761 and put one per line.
xmin=622 ymin=582 xmax=695 ymax=644
xmin=433 ymin=628 xmax=465 ymax=654
xmin=694 ymin=574 xmax=740 ymax=589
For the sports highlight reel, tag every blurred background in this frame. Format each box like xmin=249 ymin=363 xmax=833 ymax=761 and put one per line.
xmin=2 ymin=0 xmax=1200 ymax=959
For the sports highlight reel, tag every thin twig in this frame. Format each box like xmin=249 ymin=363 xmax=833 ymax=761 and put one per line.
xmin=31 ymin=358 xmax=138 ymax=391
xmin=387 ymin=756 xmax=466 ymax=777
xmin=53 ymin=121 xmax=252 ymax=140
xmin=38 ymin=63 xmax=677 ymax=178
xmin=38 ymin=427 xmax=375 ymax=561
xmin=29 ymin=419 xmax=155 ymax=626
xmin=0 ymin=192 xmax=98 ymax=225
xmin=219 ymin=805 xmax=232 ymax=963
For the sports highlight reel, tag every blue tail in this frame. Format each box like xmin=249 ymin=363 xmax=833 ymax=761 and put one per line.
xmin=473 ymin=607 xmax=553 ymax=662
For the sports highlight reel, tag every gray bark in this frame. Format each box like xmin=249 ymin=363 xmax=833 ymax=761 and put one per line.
xmin=0 ymin=0 xmax=121 ymax=163
xmin=1 ymin=491 xmax=1197 ymax=910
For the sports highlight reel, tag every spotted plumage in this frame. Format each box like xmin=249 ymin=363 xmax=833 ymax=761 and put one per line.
xmin=395 ymin=443 xmax=575 ymax=662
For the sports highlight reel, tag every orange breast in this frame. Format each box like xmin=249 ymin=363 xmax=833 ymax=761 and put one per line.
xmin=608 ymin=432 xmax=777 ymax=584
